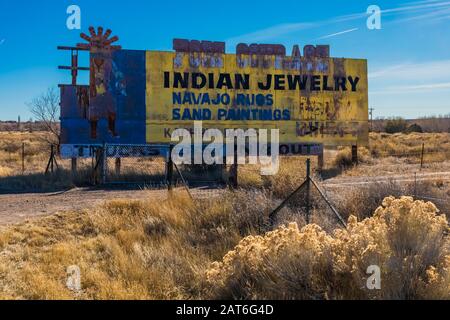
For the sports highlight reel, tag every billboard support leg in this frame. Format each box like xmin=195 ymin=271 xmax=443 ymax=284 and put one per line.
xmin=352 ymin=145 xmax=358 ymax=165
xmin=71 ymin=158 xmax=77 ymax=175
xmin=318 ymin=150 xmax=324 ymax=173
xmin=230 ymin=148 xmax=238 ymax=189
xmin=45 ymin=145 xmax=59 ymax=175
xmin=115 ymin=158 xmax=121 ymax=175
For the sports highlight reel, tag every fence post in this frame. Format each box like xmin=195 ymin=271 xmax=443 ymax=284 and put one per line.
xmin=420 ymin=143 xmax=425 ymax=170
xmin=167 ymin=145 xmax=174 ymax=191
xmin=306 ymin=158 xmax=311 ymax=224
xmin=102 ymin=143 xmax=107 ymax=184
xmin=22 ymin=143 xmax=25 ymax=174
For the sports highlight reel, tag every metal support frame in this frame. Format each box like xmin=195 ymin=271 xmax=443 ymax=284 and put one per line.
xmin=45 ymin=145 xmax=59 ymax=174
xmin=173 ymin=163 xmax=194 ymax=200
xmin=57 ymin=46 xmax=89 ymax=86
xmin=269 ymin=158 xmax=347 ymax=228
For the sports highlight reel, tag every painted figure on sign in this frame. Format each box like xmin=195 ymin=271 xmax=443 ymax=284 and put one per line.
xmin=77 ymin=26 xmax=122 ymax=139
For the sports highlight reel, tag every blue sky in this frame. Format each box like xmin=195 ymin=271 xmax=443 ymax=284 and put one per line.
xmin=0 ymin=0 xmax=449 ymax=120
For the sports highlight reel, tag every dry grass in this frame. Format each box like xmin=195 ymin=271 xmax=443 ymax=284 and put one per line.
xmin=0 ymin=131 xmax=449 ymax=300
xmin=0 ymin=190 xmax=274 ymax=300
xmin=0 ymin=191 xmax=448 ymax=300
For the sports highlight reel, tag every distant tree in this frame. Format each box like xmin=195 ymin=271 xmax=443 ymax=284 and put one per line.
xmin=405 ymin=123 xmax=423 ymax=133
xmin=27 ymin=87 xmax=60 ymax=145
xmin=385 ymin=117 xmax=408 ymax=134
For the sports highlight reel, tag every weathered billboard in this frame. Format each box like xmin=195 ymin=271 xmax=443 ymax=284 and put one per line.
xmin=60 ymin=36 xmax=368 ymax=159
xmin=146 ymin=49 xmax=368 ymax=146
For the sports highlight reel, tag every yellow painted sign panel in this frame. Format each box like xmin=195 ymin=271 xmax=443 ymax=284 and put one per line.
xmin=146 ymin=51 xmax=368 ymax=146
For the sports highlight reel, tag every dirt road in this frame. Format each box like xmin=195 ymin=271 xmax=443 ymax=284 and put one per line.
xmin=0 ymin=187 xmax=218 ymax=226
xmin=0 ymin=171 xmax=449 ymax=226
xmin=322 ymin=171 xmax=450 ymax=188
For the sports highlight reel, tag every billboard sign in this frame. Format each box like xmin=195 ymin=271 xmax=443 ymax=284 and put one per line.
xmin=146 ymin=48 xmax=368 ymax=146
xmin=60 ymin=38 xmax=368 ymax=159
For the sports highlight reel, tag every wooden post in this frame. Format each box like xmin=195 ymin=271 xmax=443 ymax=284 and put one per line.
xmin=420 ymin=143 xmax=425 ymax=170
xmin=115 ymin=158 xmax=121 ymax=175
xmin=351 ymin=145 xmax=358 ymax=165
xmin=317 ymin=149 xmax=324 ymax=173
xmin=21 ymin=143 xmax=25 ymax=174
xmin=306 ymin=158 xmax=311 ymax=224
xmin=50 ymin=145 xmax=54 ymax=173
xmin=71 ymin=158 xmax=77 ymax=175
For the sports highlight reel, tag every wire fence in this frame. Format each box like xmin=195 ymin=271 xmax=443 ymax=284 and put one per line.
xmin=0 ymin=142 xmax=449 ymax=190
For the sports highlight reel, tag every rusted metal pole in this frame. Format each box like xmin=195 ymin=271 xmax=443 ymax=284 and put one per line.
xmin=71 ymin=50 xmax=78 ymax=85
xmin=310 ymin=178 xmax=347 ymax=228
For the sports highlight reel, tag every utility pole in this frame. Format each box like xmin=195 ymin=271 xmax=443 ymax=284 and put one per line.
xmin=369 ymin=107 xmax=375 ymax=132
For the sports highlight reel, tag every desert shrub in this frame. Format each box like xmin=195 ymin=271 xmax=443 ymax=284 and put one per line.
xmin=206 ymin=197 xmax=450 ymax=300
xmin=332 ymin=147 xmax=371 ymax=169
xmin=385 ymin=118 xmax=408 ymax=134
xmin=334 ymin=181 xmax=406 ymax=220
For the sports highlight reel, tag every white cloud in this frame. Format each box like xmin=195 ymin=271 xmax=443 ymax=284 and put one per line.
xmin=369 ymin=60 xmax=450 ymax=80
xmin=317 ymin=28 xmax=359 ymax=40
xmin=226 ymin=0 xmax=450 ymax=44
xmin=226 ymin=23 xmax=315 ymax=45
xmin=371 ymin=82 xmax=450 ymax=94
